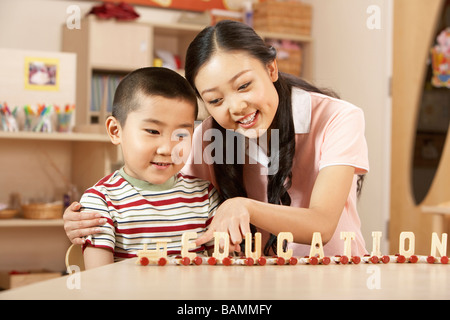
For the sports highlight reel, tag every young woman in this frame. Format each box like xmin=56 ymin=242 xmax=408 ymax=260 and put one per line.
xmin=63 ymin=20 xmax=369 ymax=257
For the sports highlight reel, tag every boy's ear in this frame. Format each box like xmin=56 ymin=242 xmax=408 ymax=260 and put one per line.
xmin=267 ymin=59 xmax=279 ymax=82
xmin=105 ymin=116 xmax=121 ymax=145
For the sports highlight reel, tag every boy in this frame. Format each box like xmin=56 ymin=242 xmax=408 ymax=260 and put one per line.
xmin=81 ymin=67 xmax=219 ymax=269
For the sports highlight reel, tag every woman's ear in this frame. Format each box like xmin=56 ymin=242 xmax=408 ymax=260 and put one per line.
xmin=105 ymin=116 xmax=122 ymax=145
xmin=267 ymin=59 xmax=279 ymax=82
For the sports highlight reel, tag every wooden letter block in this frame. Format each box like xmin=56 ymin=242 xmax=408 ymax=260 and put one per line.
xmin=277 ymin=232 xmax=293 ymax=259
xmin=181 ymin=232 xmax=197 ymax=260
xmin=340 ymin=232 xmax=355 ymax=257
xmin=212 ymin=232 xmax=230 ymax=260
xmin=309 ymin=232 xmax=324 ymax=258
xmin=152 ymin=238 xmax=172 ymax=259
xmin=399 ymin=232 xmax=415 ymax=258
xmin=245 ymin=232 xmax=262 ymax=259
xmin=371 ymin=231 xmax=382 ymax=257
xmin=430 ymin=232 xmax=448 ymax=257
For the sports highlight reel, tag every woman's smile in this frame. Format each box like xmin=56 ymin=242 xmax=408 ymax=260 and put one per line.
xmin=237 ymin=110 xmax=259 ymax=128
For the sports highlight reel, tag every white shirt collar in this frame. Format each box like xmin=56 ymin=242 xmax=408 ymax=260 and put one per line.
xmin=291 ymin=87 xmax=312 ymax=134
xmin=245 ymin=87 xmax=312 ymax=167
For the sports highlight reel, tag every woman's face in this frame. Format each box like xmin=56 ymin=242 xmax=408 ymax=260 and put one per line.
xmin=194 ymin=50 xmax=279 ymax=139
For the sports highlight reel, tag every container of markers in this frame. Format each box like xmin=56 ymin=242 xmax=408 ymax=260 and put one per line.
xmin=56 ymin=104 xmax=75 ymax=132
xmin=24 ymin=104 xmax=52 ymax=132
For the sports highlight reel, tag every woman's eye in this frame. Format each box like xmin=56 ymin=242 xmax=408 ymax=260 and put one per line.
xmin=208 ymin=98 xmax=222 ymax=105
xmin=238 ymin=82 xmax=251 ymax=91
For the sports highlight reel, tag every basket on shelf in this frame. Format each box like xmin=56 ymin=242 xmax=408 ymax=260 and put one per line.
xmin=22 ymin=203 xmax=63 ymax=219
xmin=0 ymin=209 xmax=19 ymax=219
xmin=253 ymin=1 xmax=312 ymax=36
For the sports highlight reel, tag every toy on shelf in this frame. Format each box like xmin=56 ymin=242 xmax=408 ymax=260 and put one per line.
xmin=431 ymin=27 xmax=450 ymax=88
xmin=135 ymin=230 xmax=449 ymax=267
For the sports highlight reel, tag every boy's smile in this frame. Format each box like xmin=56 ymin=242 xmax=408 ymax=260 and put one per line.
xmin=108 ymin=94 xmax=195 ymax=185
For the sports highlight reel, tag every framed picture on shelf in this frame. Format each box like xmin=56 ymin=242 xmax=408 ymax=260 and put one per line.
xmin=24 ymin=57 xmax=60 ymax=91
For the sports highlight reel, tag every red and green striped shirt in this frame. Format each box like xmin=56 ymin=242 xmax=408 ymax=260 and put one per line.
xmin=81 ymin=168 xmax=219 ymax=261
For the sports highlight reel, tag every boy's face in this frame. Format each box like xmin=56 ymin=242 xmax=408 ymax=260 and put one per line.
xmin=112 ymin=95 xmax=195 ymax=185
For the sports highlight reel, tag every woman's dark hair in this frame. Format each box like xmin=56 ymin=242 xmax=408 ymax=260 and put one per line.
xmin=185 ymin=20 xmax=364 ymax=255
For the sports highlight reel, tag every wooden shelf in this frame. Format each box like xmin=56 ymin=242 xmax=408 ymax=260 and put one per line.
xmin=0 ymin=218 xmax=64 ymax=227
xmin=0 ymin=131 xmax=110 ymax=142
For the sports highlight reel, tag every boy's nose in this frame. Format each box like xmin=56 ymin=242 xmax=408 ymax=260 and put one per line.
xmin=156 ymin=138 xmax=173 ymax=155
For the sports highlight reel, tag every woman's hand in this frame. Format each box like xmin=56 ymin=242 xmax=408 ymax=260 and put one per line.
xmin=63 ymin=202 xmax=106 ymax=245
xmin=195 ymin=197 xmax=252 ymax=252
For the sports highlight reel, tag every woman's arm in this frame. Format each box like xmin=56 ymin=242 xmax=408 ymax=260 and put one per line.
xmin=83 ymin=246 xmax=114 ymax=270
xmin=63 ymin=202 xmax=107 ymax=245
xmin=196 ymin=165 xmax=355 ymax=247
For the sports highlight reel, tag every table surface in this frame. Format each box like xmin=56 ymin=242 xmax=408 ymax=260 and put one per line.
xmin=1 ymin=257 xmax=449 ymax=300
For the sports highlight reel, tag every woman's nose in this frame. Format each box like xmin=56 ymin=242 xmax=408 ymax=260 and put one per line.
xmin=228 ymin=99 xmax=247 ymax=116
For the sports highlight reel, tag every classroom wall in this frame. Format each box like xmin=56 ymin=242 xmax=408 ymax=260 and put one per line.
xmin=310 ymin=0 xmax=392 ymax=253
xmin=0 ymin=0 xmax=392 ymax=252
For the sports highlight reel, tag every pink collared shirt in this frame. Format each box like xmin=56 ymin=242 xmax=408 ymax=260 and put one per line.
xmin=182 ymin=88 xmax=369 ymax=256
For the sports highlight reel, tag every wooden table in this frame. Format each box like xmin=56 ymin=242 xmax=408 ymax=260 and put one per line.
xmin=1 ymin=257 xmax=449 ymax=301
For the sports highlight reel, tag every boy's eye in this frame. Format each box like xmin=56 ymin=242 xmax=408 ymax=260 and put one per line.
xmin=145 ymin=129 xmax=160 ymax=135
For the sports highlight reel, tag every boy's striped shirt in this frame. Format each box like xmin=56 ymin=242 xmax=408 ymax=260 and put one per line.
xmin=81 ymin=168 xmax=219 ymax=261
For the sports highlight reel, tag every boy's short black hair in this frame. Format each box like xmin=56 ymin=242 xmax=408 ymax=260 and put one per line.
xmin=112 ymin=67 xmax=198 ymax=126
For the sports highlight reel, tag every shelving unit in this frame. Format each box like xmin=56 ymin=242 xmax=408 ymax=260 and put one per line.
xmin=62 ymin=16 xmax=313 ymax=129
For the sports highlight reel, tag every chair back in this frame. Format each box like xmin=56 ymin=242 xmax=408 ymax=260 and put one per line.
xmin=65 ymin=244 xmax=85 ymax=271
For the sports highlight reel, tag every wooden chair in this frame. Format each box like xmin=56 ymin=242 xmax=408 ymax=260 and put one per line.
xmin=65 ymin=244 xmax=85 ymax=271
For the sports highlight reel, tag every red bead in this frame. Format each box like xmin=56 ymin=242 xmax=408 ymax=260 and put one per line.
xmin=245 ymin=257 xmax=254 ymax=266
xmin=381 ymin=255 xmax=390 ymax=264
xmin=322 ymin=256 xmax=331 ymax=265
xmin=140 ymin=257 xmax=149 ymax=266
xmin=276 ymin=257 xmax=285 ymax=265
xmin=441 ymin=256 xmax=449 ymax=264
xmin=208 ymin=257 xmax=217 ymax=265
xmin=289 ymin=257 xmax=298 ymax=265
xmin=258 ymin=256 xmax=266 ymax=266
xmin=427 ymin=256 xmax=435 ymax=264
xmin=180 ymin=257 xmax=190 ymax=266
xmin=396 ymin=255 xmax=406 ymax=263
xmin=158 ymin=257 xmax=167 ymax=266
xmin=409 ymin=255 xmax=418 ymax=263
xmin=222 ymin=256 xmax=232 ymax=266
xmin=309 ymin=256 xmax=318 ymax=265
xmin=340 ymin=255 xmax=349 ymax=264
xmin=352 ymin=256 xmax=361 ymax=264
xmin=370 ymin=256 xmax=379 ymax=264
xmin=193 ymin=256 xmax=203 ymax=265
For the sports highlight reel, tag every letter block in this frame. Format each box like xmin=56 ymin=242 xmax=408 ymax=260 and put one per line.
xmin=399 ymin=232 xmax=415 ymax=259
xmin=430 ymin=232 xmax=448 ymax=258
xmin=309 ymin=232 xmax=324 ymax=258
xmin=181 ymin=232 xmax=198 ymax=260
xmin=340 ymin=232 xmax=355 ymax=257
xmin=245 ymin=232 xmax=262 ymax=260
xmin=277 ymin=232 xmax=293 ymax=259
xmin=212 ymin=232 xmax=230 ymax=260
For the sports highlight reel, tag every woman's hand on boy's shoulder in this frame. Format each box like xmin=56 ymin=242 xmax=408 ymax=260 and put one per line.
xmin=63 ymin=202 xmax=106 ymax=245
